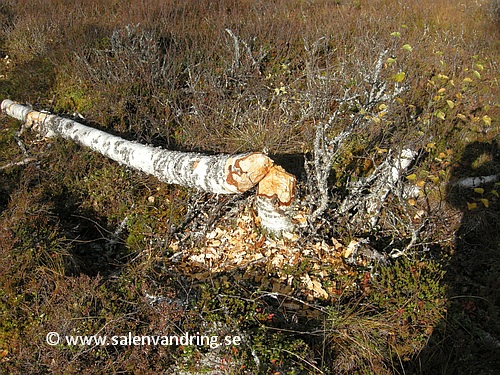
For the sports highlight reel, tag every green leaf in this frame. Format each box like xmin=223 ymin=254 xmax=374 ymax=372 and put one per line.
xmin=446 ymin=100 xmax=455 ymax=109
xmin=386 ymin=57 xmax=397 ymax=66
xmin=402 ymin=44 xmax=413 ymax=52
xmin=480 ymin=198 xmax=489 ymax=208
xmin=390 ymin=31 xmax=401 ymax=37
xmin=482 ymin=115 xmax=492 ymax=126
xmin=474 ymin=187 xmax=484 ymax=194
xmin=392 ymin=71 xmax=406 ymax=82
xmin=434 ymin=110 xmax=446 ymax=120
xmin=467 ymin=202 xmax=477 ymax=210
xmin=473 ymin=70 xmax=481 ymax=79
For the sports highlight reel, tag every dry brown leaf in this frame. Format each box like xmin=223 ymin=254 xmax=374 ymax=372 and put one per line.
xmin=342 ymin=240 xmax=359 ymax=258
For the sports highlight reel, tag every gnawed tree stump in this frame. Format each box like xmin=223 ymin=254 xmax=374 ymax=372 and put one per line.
xmin=256 ymin=165 xmax=296 ymax=234
xmin=1 ymin=99 xmax=296 ymax=234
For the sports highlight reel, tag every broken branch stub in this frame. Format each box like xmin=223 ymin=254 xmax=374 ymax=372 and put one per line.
xmin=1 ymin=99 xmax=296 ymax=234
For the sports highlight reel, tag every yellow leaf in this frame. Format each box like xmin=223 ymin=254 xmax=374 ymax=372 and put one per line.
xmin=379 ymin=103 xmax=387 ymax=111
xmin=402 ymin=44 xmax=413 ymax=52
xmin=473 ymin=70 xmax=481 ymax=79
xmin=455 ymin=92 xmax=464 ymax=99
xmin=428 ymin=175 xmax=440 ymax=184
xmin=480 ymin=198 xmax=489 ymax=208
xmin=390 ymin=31 xmax=401 ymax=37
xmin=463 ymin=77 xmax=473 ymax=83
xmin=482 ymin=115 xmax=492 ymax=126
xmin=475 ymin=63 xmax=484 ymax=71
xmin=446 ymin=100 xmax=455 ymax=109
xmin=474 ymin=187 xmax=484 ymax=194
xmin=393 ymin=71 xmax=406 ymax=82
xmin=491 ymin=190 xmax=499 ymax=198
xmin=406 ymin=173 xmax=417 ymax=181
xmin=437 ymin=88 xmax=446 ymax=93
xmin=434 ymin=110 xmax=446 ymax=120
xmin=467 ymin=202 xmax=477 ymax=210
xmin=386 ymin=57 xmax=397 ymax=66
xmin=457 ymin=113 xmax=467 ymax=121
xmin=408 ymin=198 xmax=416 ymax=206
xmin=416 ymin=180 xmax=426 ymax=188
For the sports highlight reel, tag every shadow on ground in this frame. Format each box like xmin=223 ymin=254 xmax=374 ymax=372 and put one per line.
xmin=412 ymin=141 xmax=500 ymax=374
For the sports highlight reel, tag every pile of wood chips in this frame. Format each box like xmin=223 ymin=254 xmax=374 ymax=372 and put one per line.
xmin=170 ymin=206 xmax=362 ymax=303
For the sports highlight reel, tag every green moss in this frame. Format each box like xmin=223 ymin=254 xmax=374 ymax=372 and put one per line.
xmin=52 ymin=83 xmax=94 ymax=114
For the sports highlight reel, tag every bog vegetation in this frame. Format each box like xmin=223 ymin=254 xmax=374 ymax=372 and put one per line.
xmin=0 ymin=0 xmax=499 ymax=374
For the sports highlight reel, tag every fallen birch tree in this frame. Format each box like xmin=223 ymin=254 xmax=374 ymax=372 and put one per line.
xmin=454 ymin=174 xmax=499 ymax=189
xmin=1 ymin=99 xmax=296 ymax=234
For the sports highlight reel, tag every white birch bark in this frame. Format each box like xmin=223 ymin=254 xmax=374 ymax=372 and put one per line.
xmin=1 ymin=100 xmax=272 ymax=194
xmin=454 ymin=174 xmax=499 ymax=188
xmin=1 ymin=99 xmax=297 ymax=234
xmin=255 ymin=165 xmax=297 ymax=234
xmin=337 ymin=148 xmax=419 ymax=227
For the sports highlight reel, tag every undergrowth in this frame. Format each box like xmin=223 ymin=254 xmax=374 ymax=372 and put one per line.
xmin=1 ymin=0 xmax=499 ymax=374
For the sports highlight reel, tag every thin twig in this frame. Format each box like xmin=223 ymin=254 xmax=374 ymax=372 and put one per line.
xmin=0 ymin=157 xmax=37 ymax=171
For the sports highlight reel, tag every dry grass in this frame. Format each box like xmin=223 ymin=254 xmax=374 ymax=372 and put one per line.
xmin=1 ymin=0 xmax=499 ymax=373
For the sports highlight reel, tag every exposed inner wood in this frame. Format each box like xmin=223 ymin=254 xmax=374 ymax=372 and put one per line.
xmin=226 ymin=152 xmax=273 ymax=192
xmin=2 ymin=100 xmax=298 ymax=235
xmin=257 ymin=165 xmax=296 ymax=206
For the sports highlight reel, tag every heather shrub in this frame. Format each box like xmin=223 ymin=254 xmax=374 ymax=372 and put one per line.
xmin=0 ymin=0 xmax=498 ymax=374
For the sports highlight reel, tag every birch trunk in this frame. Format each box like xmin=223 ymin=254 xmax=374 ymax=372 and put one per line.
xmin=454 ymin=174 xmax=499 ymax=188
xmin=255 ymin=165 xmax=296 ymax=234
xmin=1 ymin=99 xmax=296 ymax=234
